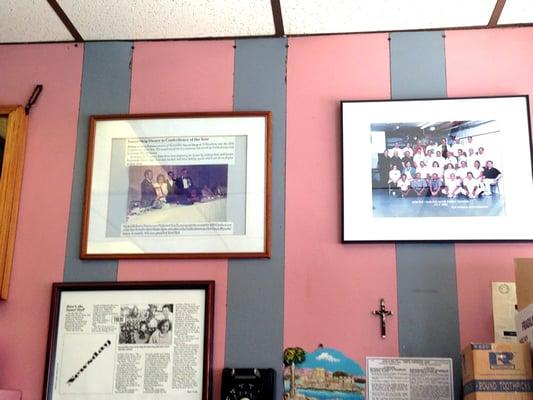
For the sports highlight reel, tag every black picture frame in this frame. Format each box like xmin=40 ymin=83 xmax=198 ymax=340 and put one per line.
xmin=341 ymin=95 xmax=533 ymax=242
xmin=43 ymin=281 xmax=214 ymax=400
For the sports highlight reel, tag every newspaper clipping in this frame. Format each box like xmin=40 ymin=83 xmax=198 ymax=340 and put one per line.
xmin=366 ymin=357 xmax=453 ymax=400
xmin=52 ymin=290 xmax=206 ymax=400
xmin=120 ymin=135 xmax=237 ymax=237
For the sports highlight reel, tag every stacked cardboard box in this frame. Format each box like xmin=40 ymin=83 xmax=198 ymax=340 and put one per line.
xmin=516 ymin=259 xmax=533 ymax=353
xmin=517 ymin=303 xmax=533 ymax=352
xmin=462 ymin=343 xmax=533 ymax=399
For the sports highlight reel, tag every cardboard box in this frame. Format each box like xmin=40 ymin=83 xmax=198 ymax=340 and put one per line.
xmin=493 ymin=282 xmax=518 ymax=343
xmin=515 ymin=259 xmax=533 ymax=311
xmin=516 ymin=303 xmax=533 ymax=353
xmin=462 ymin=343 xmax=533 ymax=399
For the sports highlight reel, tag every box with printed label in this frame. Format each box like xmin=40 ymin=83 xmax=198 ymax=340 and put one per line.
xmin=462 ymin=343 xmax=533 ymax=399
xmin=516 ymin=303 xmax=533 ymax=353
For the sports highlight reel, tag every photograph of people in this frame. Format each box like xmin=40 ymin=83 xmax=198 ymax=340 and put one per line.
xmin=388 ymin=165 xmax=401 ymax=185
xmin=413 ymin=147 xmax=425 ymax=167
xmin=416 ymin=160 xmax=430 ymax=179
xmin=119 ymin=304 xmax=175 ymax=345
xmin=402 ymin=161 xmax=416 ymax=180
xmin=149 ymin=319 xmax=172 ymax=345
xmin=482 ymin=160 xmax=502 ymax=195
xmin=443 ymin=173 xmax=462 ymax=198
xmin=439 ymin=137 xmax=448 ymax=158
xmin=377 ymin=150 xmax=391 ymax=187
xmin=430 ymin=161 xmax=443 ymax=179
xmin=434 ymin=150 xmax=445 ymax=167
xmin=428 ymin=173 xmax=443 ymax=197
xmin=462 ymin=171 xmax=481 ymax=199
xmin=166 ymin=171 xmax=176 ymax=193
xmin=153 ymin=173 xmax=169 ymax=203
xmin=410 ymin=173 xmax=428 ymax=197
xmin=125 ymin=164 xmax=230 ymax=227
xmin=134 ymin=321 xmax=151 ymax=344
xmin=389 ymin=150 xmax=403 ymax=170
xmin=456 ymin=160 xmax=470 ymax=179
xmin=176 ymin=167 xmax=195 ymax=205
xmin=141 ymin=169 xmax=157 ymax=207
xmin=162 ymin=304 xmax=174 ymax=322
xmin=402 ymin=150 xmax=413 ymax=167
xmin=145 ymin=304 xmax=158 ymax=329
xmin=464 ymin=136 xmax=476 ymax=154
xmin=395 ymin=174 xmax=410 ymax=198
xmin=471 ymin=160 xmax=484 ymax=179
xmin=370 ymin=119 xmax=505 ymax=218
xmin=443 ymin=162 xmax=456 ymax=181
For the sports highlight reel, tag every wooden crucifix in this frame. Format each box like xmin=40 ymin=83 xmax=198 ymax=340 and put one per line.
xmin=372 ymin=298 xmax=393 ymax=339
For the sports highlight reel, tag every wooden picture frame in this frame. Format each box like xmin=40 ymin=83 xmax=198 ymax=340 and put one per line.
xmin=43 ymin=281 xmax=215 ymax=400
xmin=81 ymin=112 xmax=271 ymax=259
xmin=0 ymin=106 xmax=28 ymax=300
xmin=342 ymin=95 xmax=533 ymax=242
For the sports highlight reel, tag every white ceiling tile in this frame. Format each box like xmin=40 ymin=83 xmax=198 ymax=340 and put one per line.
xmin=0 ymin=0 xmax=74 ymax=43
xmin=281 ymin=0 xmax=497 ymax=35
xmin=499 ymin=0 xmax=533 ymax=24
xmin=57 ymin=0 xmax=275 ymax=40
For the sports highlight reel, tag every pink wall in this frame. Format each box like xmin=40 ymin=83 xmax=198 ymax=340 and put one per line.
xmin=445 ymin=27 xmax=533 ymax=347
xmin=284 ymin=34 xmax=399 ymax=364
xmin=0 ymin=44 xmax=83 ymax=397
xmin=2 ymin=27 xmax=533 ymax=398
xmin=120 ymin=40 xmax=235 ymax=400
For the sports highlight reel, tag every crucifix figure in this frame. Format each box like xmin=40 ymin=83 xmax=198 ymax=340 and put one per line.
xmin=372 ymin=298 xmax=393 ymax=339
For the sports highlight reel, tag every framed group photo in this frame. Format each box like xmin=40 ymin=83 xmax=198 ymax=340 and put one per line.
xmin=43 ymin=281 xmax=214 ymax=400
xmin=81 ymin=112 xmax=271 ymax=258
xmin=342 ymin=95 xmax=533 ymax=242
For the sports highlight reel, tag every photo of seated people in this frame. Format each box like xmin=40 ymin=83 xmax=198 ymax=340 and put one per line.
xmin=125 ymin=164 xmax=229 ymax=224
xmin=119 ymin=304 xmax=174 ymax=345
xmin=370 ymin=120 xmax=504 ymax=218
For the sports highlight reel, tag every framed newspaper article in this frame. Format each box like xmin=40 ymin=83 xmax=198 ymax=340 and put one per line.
xmin=342 ymin=95 xmax=533 ymax=242
xmin=43 ymin=281 xmax=214 ymax=400
xmin=366 ymin=357 xmax=453 ymax=400
xmin=81 ymin=112 xmax=271 ymax=259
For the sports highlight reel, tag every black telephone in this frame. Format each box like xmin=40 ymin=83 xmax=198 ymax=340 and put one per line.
xmin=221 ymin=368 xmax=275 ymax=400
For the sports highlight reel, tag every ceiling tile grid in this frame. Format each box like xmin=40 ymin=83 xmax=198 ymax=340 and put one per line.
xmin=280 ymin=0 xmax=498 ymax=34
xmin=2 ymin=0 xmax=533 ymax=44
xmin=56 ymin=0 xmax=275 ymax=40
xmin=0 ymin=0 xmax=73 ymax=43
xmin=499 ymin=0 xmax=533 ymax=24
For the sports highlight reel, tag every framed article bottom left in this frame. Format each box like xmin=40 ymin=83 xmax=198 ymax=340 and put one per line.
xmin=43 ymin=281 xmax=214 ymax=400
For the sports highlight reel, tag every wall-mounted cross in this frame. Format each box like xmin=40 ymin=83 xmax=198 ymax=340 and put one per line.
xmin=372 ymin=298 xmax=393 ymax=339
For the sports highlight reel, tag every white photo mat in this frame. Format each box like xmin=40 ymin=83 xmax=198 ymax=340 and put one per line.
xmin=342 ymin=96 xmax=533 ymax=241
xmin=82 ymin=113 xmax=270 ymax=257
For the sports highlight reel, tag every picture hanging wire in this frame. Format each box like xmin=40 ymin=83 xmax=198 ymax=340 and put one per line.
xmin=25 ymin=84 xmax=43 ymax=115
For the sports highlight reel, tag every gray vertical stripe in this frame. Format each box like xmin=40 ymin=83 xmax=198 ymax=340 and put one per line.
xmin=390 ymin=31 xmax=461 ymax=400
xmin=63 ymin=42 xmax=132 ymax=282
xmin=390 ymin=31 xmax=447 ymax=99
xmin=226 ymin=38 xmax=287 ymax=399
xmin=396 ymin=243 xmax=461 ymax=399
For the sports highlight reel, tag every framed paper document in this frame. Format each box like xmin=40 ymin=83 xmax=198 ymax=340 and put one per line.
xmin=342 ymin=95 xmax=533 ymax=242
xmin=43 ymin=281 xmax=214 ymax=400
xmin=81 ymin=112 xmax=271 ymax=259
xmin=366 ymin=357 xmax=453 ymax=400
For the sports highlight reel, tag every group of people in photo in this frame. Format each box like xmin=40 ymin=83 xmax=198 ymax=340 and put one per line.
xmin=140 ymin=167 xmax=227 ymax=209
xmin=119 ymin=304 xmax=174 ymax=345
xmin=377 ymin=136 xmax=502 ymax=199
